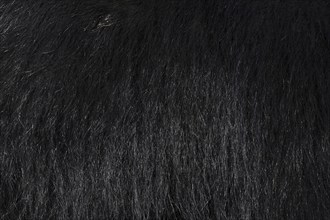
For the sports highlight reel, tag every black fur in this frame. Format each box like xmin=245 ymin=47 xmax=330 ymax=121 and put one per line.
xmin=0 ymin=0 xmax=329 ymax=219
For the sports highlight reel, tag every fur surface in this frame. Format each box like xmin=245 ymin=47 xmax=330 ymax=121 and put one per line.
xmin=0 ymin=0 xmax=329 ymax=219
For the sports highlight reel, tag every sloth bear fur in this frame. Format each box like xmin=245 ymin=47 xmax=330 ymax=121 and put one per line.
xmin=0 ymin=0 xmax=329 ymax=219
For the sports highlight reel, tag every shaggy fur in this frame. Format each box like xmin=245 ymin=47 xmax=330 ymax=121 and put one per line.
xmin=0 ymin=0 xmax=329 ymax=219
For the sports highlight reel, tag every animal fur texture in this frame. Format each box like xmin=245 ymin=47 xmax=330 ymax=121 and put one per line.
xmin=0 ymin=0 xmax=329 ymax=219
